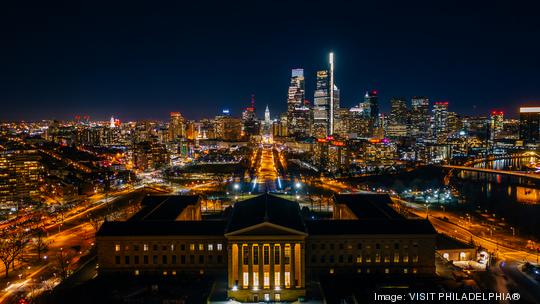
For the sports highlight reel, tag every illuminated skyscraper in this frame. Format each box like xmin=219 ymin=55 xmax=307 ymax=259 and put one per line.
xmin=489 ymin=110 xmax=504 ymax=140
xmin=169 ymin=112 xmax=185 ymax=142
xmin=242 ymin=95 xmax=260 ymax=137
xmin=312 ymin=52 xmax=340 ymax=138
xmin=364 ymin=90 xmax=379 ymax=121
xmin=389 ymin=98 xmax=408 ymax=125
xmin=432 ymin=101 xmax=449 ymax=141
xmin=387 ymin=98 xmax=409 ymax=138
xmin=519 ymin=107 xmax=540 ymax=143
xmin=286 ymin=69 xmax=309 ymax=137
xmin=313 ymin=70 xmax=330 ymax=138
xmin=410 ymin=96 xmax=430 ymax=138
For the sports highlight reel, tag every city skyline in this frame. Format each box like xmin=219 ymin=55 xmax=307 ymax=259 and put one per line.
xmin=2 ymin=1 xmax=540 ymax=121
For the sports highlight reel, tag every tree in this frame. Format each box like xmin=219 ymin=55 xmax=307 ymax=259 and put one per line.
xmin=55 ymin=248 xmax=75 ymax=279
xmin=0 ymin=232 xmax=29 ymax=278
xmin=31 ymin=228 xmax=49 ymax=262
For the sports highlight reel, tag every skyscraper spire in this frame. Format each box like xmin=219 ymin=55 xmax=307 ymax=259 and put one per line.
xmin=329 ymin=51 xmax=335 ymax=135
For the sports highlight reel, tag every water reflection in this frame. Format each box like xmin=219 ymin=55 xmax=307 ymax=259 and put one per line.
xmin=516 ymin=186 xmax=540 ymax=204
xmin=474 ymin=156 xmax=538 ymax=171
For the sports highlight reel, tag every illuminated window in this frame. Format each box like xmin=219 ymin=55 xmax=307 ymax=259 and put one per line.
xmin=243 ymin=246 xmax=249 ymax=265
xmin=170 ymin=244 xmax=175 ymax=251
xmin=253 ymin=246 xmax=259 ymax=265
xmin=356 ymin=256 xmax=362 ymax=263
xmin=263 ymin=272 xmax=269 ymax=288
xmin=412 ymin=268 xmax=418 ymax=274
xmin=366 ymin=256 xmax=371 ymax=263
xmin=284 ymin=245 xmax=291 ymax=264
xmin=413 ymin=255 xmax=419 ymax=263
xmin=172 ymin=270 xmax=177 ymax=275
xmin=385 ymin=268 xmax=390 ymax=274
xmin=394 ymin=253 xmax=400 ymax=263
xmin=208 ymin=244 xmax=214 ymax=251
xmin=375 ymin=253 xmax=381 ymax=263
xmin=163 ymin=271 xmax=167 ymax=276
xmin=243 ymin=272 xmax=249 ymax=287
xmin=404 ymin=268 xmax=408 ymax=274
xmin=115 ymin=244 xmax=120 ymax=252
xmin=217 ymin=243 xmax=223 ymax=251
xmin=403 ymin=255 xmax=409 ymax=263
xmin=190 ymin=244 xmax=195 ymax=251
xmin=329 ymin=268 xmax=334 ymax=274
xmin=274 ymin=273 xmax=280 ymax=286
xmin=263 ymin=246 xmax=269 ymax=265
xmin=384 ymin=255 xmax=390 ymax=263
xmin=125 ymin=245 xmax=129 ymax=251
xmin=253 ymin=272 xmax=259 ymax=287
xmin=143 ymin=244 xmax=149 ymax=251
xmin=275 ymin=294 xmax=281 ymax=301
xmin=134 ymin=270 xmax=139 ymax=276
xmin=357 ymin=268 xmax=362 ymax=273
xmin=284 ymin=272 xmax=291 ymax=287
xmin=198 ymin=244 xmax=204 ymax=251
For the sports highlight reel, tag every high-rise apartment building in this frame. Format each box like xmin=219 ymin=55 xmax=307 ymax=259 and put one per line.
xmin=0 ymin=145 xmax=42 ymax=205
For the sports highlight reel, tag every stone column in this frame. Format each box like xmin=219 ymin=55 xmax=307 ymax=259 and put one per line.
xmin=248 ymin=243 xmax=253 ymax=289
xmin=300 ymin=242 xmax=305 ymax=288
xmin=280 ymin=243 xmax=285 ymax=288
xmin=238 ymin=243 xmax=243 ymax=288
xmin=227 ymin=243 xmax=233 ymax=288
xmin=269 ymin=243 xmax=275 ymax=289
xmin=291 ymin=242 xmax=296 ymax=288
xmin=258 ymin=243 xmax=264 ymax=288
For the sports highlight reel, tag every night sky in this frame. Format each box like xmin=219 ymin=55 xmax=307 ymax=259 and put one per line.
xmin=1 ymin=0 xmax=540 ymax=121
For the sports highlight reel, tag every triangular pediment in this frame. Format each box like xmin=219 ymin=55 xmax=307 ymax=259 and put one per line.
xmin=225 ymin=221 xmax=307 ymax=237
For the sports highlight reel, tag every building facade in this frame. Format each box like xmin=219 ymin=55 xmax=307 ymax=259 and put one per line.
xmin=97 ymin=194 xmax=437 ymax=302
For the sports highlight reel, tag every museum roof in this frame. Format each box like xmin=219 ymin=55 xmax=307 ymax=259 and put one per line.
xmin=128 ymin=195 xmax=199 ymax=221
xmin=226 ymin=194 xmax=306 ymax=233
xmin=334 ymin=193 xmax=403 ymax=219
xmin=97 ymin=220 xmax=227 ymax=237
xmin=305 ymin=219 xmax=437 ymax=235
